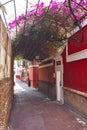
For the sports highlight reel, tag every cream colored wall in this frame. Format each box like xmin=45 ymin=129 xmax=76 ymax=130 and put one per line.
xmin=0 ymin=16 xmax=12 ymax=79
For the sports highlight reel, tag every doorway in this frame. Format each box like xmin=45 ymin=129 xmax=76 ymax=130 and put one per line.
xmin=55 ymin=57 xmax=64 ymax=104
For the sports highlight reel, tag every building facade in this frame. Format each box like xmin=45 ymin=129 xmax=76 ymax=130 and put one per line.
xmin=0 ymin=16 xmax=13 ymax=130
xmin=38 ymin=19 xmax=87 ymax=116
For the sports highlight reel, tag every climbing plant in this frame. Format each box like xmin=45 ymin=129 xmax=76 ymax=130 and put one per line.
xmin=8 ymin=0 xmax=87 ymax=58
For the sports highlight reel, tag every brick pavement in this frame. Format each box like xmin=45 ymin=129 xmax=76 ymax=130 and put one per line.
xmin=8 ymin=79 xmax=87 ymax=130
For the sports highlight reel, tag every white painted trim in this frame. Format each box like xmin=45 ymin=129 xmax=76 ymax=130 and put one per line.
xmin=55 ymin=56 xmax=64 ymax=74
xmin=66 ymin=41 xmax=87 ymax=62
xmin=29 ymin=65 xmax=39 ymax=68
xmin=67 ymin=19 xmax=87 ymax=38
xmin=39 ymin=63 xmax=53 ymax=68
xmin=54 ymin=56 xmax=62 ymax=61
xmin=67 ymin=49 xmax=87 ymax=62
xmin=64 ymin=87 xmax=87 ymax=98
xmin=40 ymin=57 xmax=53 ymax=62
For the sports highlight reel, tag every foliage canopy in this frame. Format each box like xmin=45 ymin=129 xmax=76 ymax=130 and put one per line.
xmin=9 ymin=0 xmax=87 ymax=60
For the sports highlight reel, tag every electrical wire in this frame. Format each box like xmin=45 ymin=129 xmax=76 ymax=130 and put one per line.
xmin=2 ymin=11 xmax=9 ymax=31
xmin=0 ymin=0 xmax=13 ymax=7
xmin=0 ymin=0 xmax=13 ymax=36
xmin=32 ymin=0 xmax=41 ymax=24
xmin=23 ymin=0 xmax=28 ymax=33
xmin=13 ymin=0 xmax=17 ymax=37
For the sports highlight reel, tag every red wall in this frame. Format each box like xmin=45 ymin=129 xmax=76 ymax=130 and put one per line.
xmin=39 ymin=66 xmax=55 ymax=83
xmin=68 ymin=25 xmax=87 ymax=54
xmin=62 ymin=25 xmax=87 ymax=93
xmin=33 ymin=67 xmax=39 ymax=86
xmin=16 ymin=75 xmax=20 ymax=79
xmin=29 ymin=67 xmax=39 ymax=87
xmin=39 ymin=60 xmax=55 ymax=83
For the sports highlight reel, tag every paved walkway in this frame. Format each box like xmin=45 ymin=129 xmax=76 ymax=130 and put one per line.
xmin=8 ymin=79 xmax=87 ymax=130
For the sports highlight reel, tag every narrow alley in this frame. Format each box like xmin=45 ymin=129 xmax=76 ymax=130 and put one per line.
xmin=8 ymin=79 xmax=87 ymax=130
xmin=1 ymin=1 xmax=87 ymax=130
